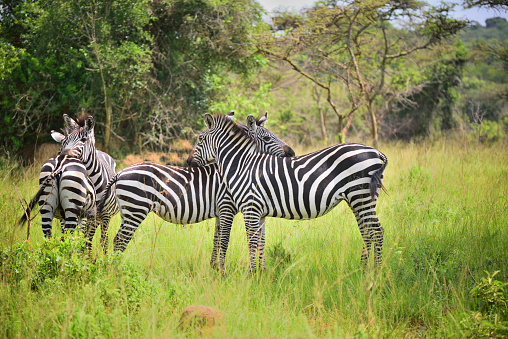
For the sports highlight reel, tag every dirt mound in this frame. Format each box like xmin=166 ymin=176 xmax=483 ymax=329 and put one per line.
xmin=177 ymin=305 xmax=224 ymax=334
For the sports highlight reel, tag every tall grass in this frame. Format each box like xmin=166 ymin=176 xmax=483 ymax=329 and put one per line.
xmin=1 ymin=139 xmax=507 ymax=337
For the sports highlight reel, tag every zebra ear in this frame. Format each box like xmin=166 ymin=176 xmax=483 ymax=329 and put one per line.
xmin=84 ymin=115 xmax=95 ymax=132
xmin=204 ymin=114 xmax=214 ymax=129
xmin=246 ymin=114 xmax=257 ymax=132
xmin=51 ymin=130 xmax=65 ymax=143
xmin=226 ymin=110 xmax=235 ymax=120
xmin=63 ymin=114 xmax=79 ymax=130
xmin=257 ymin=112 xmax=268 ymax=127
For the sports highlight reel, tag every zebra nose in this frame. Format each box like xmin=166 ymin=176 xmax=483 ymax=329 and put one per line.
xmin=283 ymin=145 xmax=295 ymax=157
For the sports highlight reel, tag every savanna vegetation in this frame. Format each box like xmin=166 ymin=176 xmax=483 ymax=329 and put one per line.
xmin=1 ymin=0 xmax=507 ymax=337
xmin=1 ymin=140 xmax=508 ymax=337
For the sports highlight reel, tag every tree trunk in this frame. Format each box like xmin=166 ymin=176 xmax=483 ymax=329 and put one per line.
xmin=369 ymin=104 xmax=378 ymax=148
xmin=314 ymin=85 xmax=328 ymax=143
xmin=338 ymin=116 xmax=344 ymax=143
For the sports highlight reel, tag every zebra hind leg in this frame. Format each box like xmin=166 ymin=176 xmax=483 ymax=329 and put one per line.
xmin=84 ymin=218 xmax=100 ymax=257
xmin=372 ymin=223 xmax=384 ymax=266
xmin=352 ymin=201 xmax=384 ymax=267
xmin=113 ymin=219 xmax=142 ymax=252
xmin=99 ymin=215 xmax=111 ymax=254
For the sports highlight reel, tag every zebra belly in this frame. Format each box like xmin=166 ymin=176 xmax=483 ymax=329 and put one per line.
xmin=116 ymin=178 xmax=219 ymax=225
xmin=253 ymin=177 xmax=372 ymax=220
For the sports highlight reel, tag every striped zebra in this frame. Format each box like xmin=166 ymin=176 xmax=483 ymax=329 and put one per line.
xmin=54 ymin=114 xmax=117 ymax=252
xmin=187 ymin=113 xmax=388 ymax=272
xmin=18 ymin=139 xmax=96 ymax=236
xmin=19 ymin=114 xmax=116 ymax=250
xmin=97 ymin=111 xmax=294 ymax=272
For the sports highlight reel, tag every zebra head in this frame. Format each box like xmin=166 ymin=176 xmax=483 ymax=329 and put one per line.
xmin=241 ymin=113 xmax=295 ymax=158
xmin=53 ymin=114 xmax=96 ymax=161
xmin=187 ymin=112 xmax=294 ymax=167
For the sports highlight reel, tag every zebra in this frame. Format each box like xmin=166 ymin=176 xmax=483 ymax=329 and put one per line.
xmin=18 ymin=114 xmax=116 ymax=251
xmin=18 ymin=138 xmax=96 ymax=236
xmin=186 ymin=113 xmax=388 ymax=272
xmin=54 ymin=114 xmax=117 ymax=252
xmin=97 ymin=111 xmax=295 ymax=272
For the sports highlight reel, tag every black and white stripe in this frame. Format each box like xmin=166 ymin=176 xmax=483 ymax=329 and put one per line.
xmin=187 ymin=113 xmax=388 ymax=272
xmin=19 ymin=114 xmax=117 ymax=249
xmin=18 ymin=143 xmax=96 ymax=236
xmin=98 ymin=112 xmax=294 ymax=272
xmin=56 ymin=115 xmax=117 ymax=251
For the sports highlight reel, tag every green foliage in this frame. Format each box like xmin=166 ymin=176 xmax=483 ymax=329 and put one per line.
xmin=471 ymin=271 xmax=508 ymax=315
xmin=0 ymin=0 xmax=265 ymax=154
xmin=1 ymin=234 xmax=89 ymax=289
xmin=461 ymin=271 xmax=508 ymax=338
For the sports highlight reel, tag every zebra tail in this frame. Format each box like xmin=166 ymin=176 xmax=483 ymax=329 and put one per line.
xmin=97 ymin=174 xmax=119 ymax=213
xmin=370 ymin=151 xmax=388 ymax=201
xmin=17 ymin=175 xmax=55 ymax=227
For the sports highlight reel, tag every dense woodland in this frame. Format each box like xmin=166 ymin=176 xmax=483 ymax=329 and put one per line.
xmin=1 ymin=0 xmax=507 ymax=160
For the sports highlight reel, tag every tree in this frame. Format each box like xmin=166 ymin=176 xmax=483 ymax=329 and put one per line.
xmin=255 ymin=0 xmax=467 ymax=147
xmin=144 ymin=0 xmax=266 ymax=149
xmin=0 ymin=0 xmax=153 ymax=153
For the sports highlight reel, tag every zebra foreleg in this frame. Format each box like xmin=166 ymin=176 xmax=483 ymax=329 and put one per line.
xmin=257 ymin=218 xmax=266 ymax=271
xmin=216 ymin=210 xmax=235 ymax=275
xmin=244 ymin=213 xmax=263 ymax=273
xmin=210 ymin=217 xmax=221 ymax=269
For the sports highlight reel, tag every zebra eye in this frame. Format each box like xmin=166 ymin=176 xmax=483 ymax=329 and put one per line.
xmin=263 ymin=136 xmax=271 ymax=142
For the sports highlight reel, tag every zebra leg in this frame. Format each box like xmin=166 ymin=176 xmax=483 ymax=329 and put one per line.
xmin=244 ymin=212 xmax=263 ymax=273
xmin=371 ymin=218 xmax=384 ymax=266
xmin=216 ymin=209 xmax=235 ymax=275
xmin=113 ymin=216 xmax=144 ymax=252
xmin=99 ymin=215 xmax=111 ymax=254
xmin=38 ymin=186 xmax=60 ymax=238
xmin=84 ymin=217 xmax=99 ymax=256
xmin=210 ymin=217 xmax=220 ymax=269
xmin=352 ymin=200 xmax=384 ymax=267
xmin=257 ymin=217 xmax=266 ymax=271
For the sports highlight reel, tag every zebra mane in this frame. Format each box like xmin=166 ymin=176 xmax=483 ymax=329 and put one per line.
xmin=214 ymin=114 xmax=251 ymax=141
xmin=63 ymin=113 xmax=90 ymax=135
xmin=237 ymin=114 xmax=265 ymax=131
xmin=75 ymin=113 xmax=90 ymax=127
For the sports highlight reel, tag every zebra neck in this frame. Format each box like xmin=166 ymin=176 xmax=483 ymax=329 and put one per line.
xmin=83 ymin=150 xmax=100 ymax=173
xmin=216 ymin=135 xmax=257 ymax=182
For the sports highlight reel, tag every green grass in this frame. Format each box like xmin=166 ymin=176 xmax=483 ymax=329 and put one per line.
xmin=1 ymin=139 xmax=508 ymax=337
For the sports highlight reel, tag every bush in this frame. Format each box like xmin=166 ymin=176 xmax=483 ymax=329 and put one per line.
xmin=461 ymin=271 xmax=508 ymax=337
xmin=0 ymin=233 xmax=90 ymax=289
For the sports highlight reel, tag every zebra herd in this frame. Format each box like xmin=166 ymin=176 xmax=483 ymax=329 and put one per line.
xmin=19 ymin=112 xmax=388 ymax=273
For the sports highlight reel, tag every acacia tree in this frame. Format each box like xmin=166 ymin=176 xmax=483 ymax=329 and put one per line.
xmin=256 ymin=0 xmax=467 ymax=147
